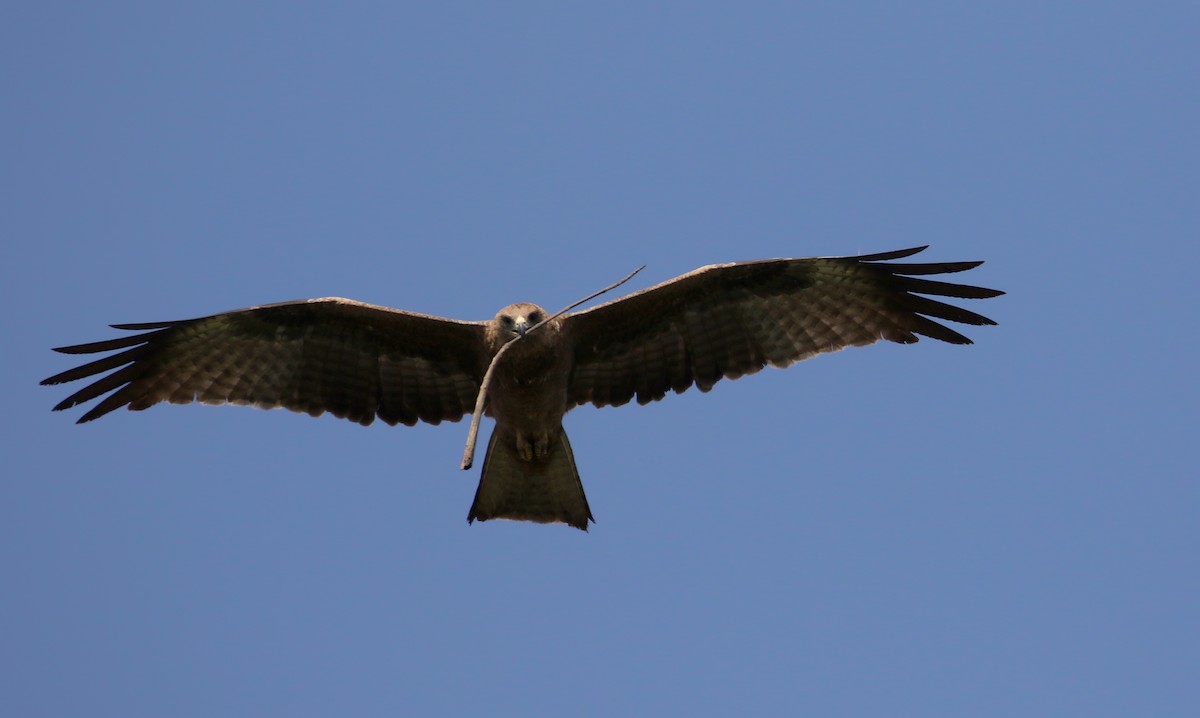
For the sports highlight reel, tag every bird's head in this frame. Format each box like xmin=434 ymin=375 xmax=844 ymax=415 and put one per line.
xmin=492 ymin=303 xmax=548 ymax=342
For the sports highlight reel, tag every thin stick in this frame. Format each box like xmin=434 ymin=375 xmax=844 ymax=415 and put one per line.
xmin=460 ymin=265 xmax=646 ymax=470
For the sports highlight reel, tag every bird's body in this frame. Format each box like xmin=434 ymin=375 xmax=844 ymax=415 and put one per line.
xmin=474 ymin=303 xmax=591 ymax=528
xmin=43 ymin=246 xmax=1003 ymax=530
xmin=483 ymin=303 xmax=571 ymax=461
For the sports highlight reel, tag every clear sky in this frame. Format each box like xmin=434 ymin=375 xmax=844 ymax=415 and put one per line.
xmin=4 ymin=2 xmax=1196 ymax=716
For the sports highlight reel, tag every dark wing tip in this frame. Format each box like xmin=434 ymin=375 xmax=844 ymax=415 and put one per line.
xmin=43 ymin=319 xmax=188 ymax=421
xmin=73 ymin=403 xmax=117 ymax=423
xmin=857 ymin=245 xmax=929 ymax=262
xmin=860 ymin=247 xmax=1003 ymax=343
xmin=110 ymin=320 xmax=179 ymax=330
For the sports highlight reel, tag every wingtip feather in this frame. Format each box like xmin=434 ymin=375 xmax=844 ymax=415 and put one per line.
xmin=857 ymin=245 xmax=929 ymax=262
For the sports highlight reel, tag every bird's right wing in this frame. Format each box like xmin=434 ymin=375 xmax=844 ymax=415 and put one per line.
xmin=42 ymin=298 xmax=489 ymax=427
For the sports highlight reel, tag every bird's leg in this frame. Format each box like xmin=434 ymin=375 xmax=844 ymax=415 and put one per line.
xmin=516 ymin=435 xmax=534 ymax=462
xmin=533 ymin=432 xmax=552 ymax=459
xmin=515 ymin=430 xmax=554 ymax=462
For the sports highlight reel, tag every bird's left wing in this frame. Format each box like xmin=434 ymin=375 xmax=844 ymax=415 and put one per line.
xmin=43 ymin=298 xmax=489 ymax=427
xmin=564 ymin=246 xmax=1003 ymax=409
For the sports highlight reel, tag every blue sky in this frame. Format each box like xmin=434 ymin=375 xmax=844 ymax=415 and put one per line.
xmin=3 ymin=2 xmax=1196 ymax=716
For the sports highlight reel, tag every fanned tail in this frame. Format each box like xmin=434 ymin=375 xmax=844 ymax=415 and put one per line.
xmin=468 ymin=429 xmax=593 ymax=531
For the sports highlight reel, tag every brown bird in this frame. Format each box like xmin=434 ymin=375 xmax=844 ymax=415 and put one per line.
xmin=42 ymin=246 xmax=1002 ymax=530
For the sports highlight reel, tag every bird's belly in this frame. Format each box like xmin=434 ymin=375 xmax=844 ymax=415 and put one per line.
xmin=488 ymin=376 xmax=567 ymax=433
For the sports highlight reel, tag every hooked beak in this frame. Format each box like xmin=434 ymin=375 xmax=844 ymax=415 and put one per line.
xmin=514 ymin=318 xmax=529 ymax=337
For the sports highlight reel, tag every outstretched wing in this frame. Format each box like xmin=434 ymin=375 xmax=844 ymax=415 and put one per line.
xmin=42 ymin=298 xmax=489 ymax=426
xmin=565 ymin=246 xmax=1003 ymax=408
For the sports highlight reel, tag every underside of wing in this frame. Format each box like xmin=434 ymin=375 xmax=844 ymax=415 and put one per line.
xmin=42 ymin=298 xmax=489 ymax=426
xmin=565 ymin=246 xmax=1003 ymax=409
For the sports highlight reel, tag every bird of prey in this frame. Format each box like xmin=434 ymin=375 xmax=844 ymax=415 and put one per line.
xmin=43 ymin=246 xmax=1002 ymax=530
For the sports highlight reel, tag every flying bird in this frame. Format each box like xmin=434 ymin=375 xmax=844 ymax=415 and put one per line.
xmin=42 ymin=246 xmax=1002 ymax=530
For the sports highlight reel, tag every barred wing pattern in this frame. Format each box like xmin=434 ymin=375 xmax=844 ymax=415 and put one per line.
xmin=42 ymin=298 xmax=489 ymax=426
xmin=565 ymin=246 xmax=1002 ymax=408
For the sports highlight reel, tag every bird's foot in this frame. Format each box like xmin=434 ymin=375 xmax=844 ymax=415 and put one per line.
xmin=516 ymin=432 xmax=553 ymax=462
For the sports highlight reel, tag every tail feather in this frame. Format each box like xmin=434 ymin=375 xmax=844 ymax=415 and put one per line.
xmin=468 ymin=430 xmax=593 ymax=531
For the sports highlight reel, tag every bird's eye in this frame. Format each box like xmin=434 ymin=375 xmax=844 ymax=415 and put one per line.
xmin=528 ymin=311 xmax=542 ymax=324
xmin=501 ymin=316 xmax=513 ymax=326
